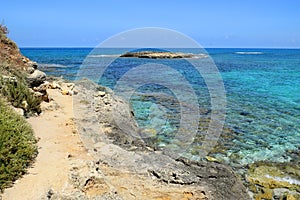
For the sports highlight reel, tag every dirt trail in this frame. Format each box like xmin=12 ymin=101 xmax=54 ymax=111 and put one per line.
xmin=2 ymin=89 xmax=91 ymax=200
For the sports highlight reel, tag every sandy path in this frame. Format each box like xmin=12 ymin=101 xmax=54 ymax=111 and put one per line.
xmin=2 ymin=89 xmax=90 ymax=200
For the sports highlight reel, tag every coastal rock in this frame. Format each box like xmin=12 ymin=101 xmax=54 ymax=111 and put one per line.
xmin=120 ymin=51 xmax=207 ymax=59
xmin=33 ymin=82 xmax=50 ymax=102
xmin=60 ymin=82 xmax=76 ymax=96
xmin=73 ymin=79 xmax=250 ymax=200
xmin=74 ymin=79 xmax=142 ymax=148
xmin=61 ymin=90 xmax=70 ymax=95
xmin=44 ymin=161 xmax=124 ymax=200
xmin=27 ymin=69 xmax=46 ymax=87
xmin=12 ymin=107 xmax=24 ymax=116
xmin=66 ymin=82 xmax=75 ymax=90
xmin=26 ymin=66 xmax=35 ymax=74
xmin=25 ymin=61 xmax=38 ymax=74
xmin=247 ymin=162 xmax=300 ymax=199
xmin=48 ymin=81 xmax=61 ymax=90
xmin=95 ymin=91 xmax=106 ymax=97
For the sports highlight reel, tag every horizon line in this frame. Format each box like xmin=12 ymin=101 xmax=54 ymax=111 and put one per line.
xmin=19 ymin=46 xmax=300 ymax=49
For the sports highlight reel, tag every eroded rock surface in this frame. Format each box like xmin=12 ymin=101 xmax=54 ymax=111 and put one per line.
xmin=71 ymin=79 xmax=250 ymax=200
xmin=247 ymin=162 xmax=300 ymax=200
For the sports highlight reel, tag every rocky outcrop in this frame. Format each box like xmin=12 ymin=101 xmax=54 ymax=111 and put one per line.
xmin=27 ymin=69 xmax=46 ymax=87
xmin=0 ymin=32 xmax=38 ymax=72
xmin=247 ymin=162 xmax=300 ymax=200
xmin=120 ymin=51 xmax=207 ymax=59
xmin=0 ymin=32 xmax=48 ymax=116
xmin=72 ymin=79 xmax=250 ymax=200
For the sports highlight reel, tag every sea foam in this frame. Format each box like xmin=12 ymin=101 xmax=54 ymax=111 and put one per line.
xmin=265 ymin=174 xmax=300 ymax=186
xmin=87 ymin=54 xmax=121 ymax=58
xmin=39 ymin=63 xmax=68 ymax=68
xmin=235 ymin=52 xmax=264 ymax=55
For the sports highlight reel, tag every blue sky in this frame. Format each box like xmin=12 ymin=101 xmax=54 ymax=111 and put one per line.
xmin=2 ymin=0 xmax=300 ymax=48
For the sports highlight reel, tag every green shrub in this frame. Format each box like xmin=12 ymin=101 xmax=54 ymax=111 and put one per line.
xmin=0 ymin=73 xmax=42 ymax=116
xmin=0 ymin=62 xmax=26 ymax=81
xmin=0 ymin=100 xmax=37 ymax=191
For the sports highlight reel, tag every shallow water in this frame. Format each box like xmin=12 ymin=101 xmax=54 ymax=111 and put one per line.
xmin=21 ymin=48 xmax=300 ymax=167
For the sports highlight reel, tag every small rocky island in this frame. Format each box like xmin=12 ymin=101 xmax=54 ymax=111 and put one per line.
xmin=120 ymin=51 xmax=207 ymax=59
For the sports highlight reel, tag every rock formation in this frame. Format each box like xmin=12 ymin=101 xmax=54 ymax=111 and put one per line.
xmin=72 ymin=79 xmax=251 ymax=200
xmin=120 ymin=51 xmax=207 ymax=59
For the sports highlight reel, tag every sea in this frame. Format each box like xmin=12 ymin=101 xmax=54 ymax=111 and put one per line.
xmin=21 ymin=48 xmax=300 ymax=170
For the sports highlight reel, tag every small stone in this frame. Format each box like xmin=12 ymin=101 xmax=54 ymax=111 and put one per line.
xmin=206 ymin=156 xmax=218 ymax=162
xmin=31 ymin=62 xmax=38 ymax=69
xmin=27 ymin=66 xmax=35 ymax=74
xmin=73 ymin=90 xmax=78 ymax=95
xmin=61 ymin=90 xmax=69 ymax=95
xmin=21 ymin=100 xmax=28 ymax=110
xmin=49 ymin=81 xmax=61 ymax=89
xmin=13 ymin=107 xmax=24 ymax=116
xmin=66 ymin=83 xmax=75 ymax=90
xmin=287 ymin=194 xmax=298 ymax=200
xmin=34 ymin=91 xmax=43 ymax=98
xmin=95 ymin=91 xmax=106 ymax=97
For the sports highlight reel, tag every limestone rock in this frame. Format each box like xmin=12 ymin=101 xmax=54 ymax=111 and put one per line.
xmin=95 ymin=91 xmax=106 ymax=97
xmin=61 ymin=90 xmax=69 ymax=95
xmin=48 ymin=81 xmax=61 ymax=89
xmin=26 ymin=61 xmax=38 ymax=74
xmin=66 ymin=82 xmax=75 ymax=90
xmin=26 ymin=66 xmax=35 ymax=74
xmin=73 ymin=79 xmax=250 ymax=200
xmin=120 ymin=51 xmax=207 ymax=59
xmin=45 ymin=161 xmax=123 ymax=200
xmin=12 ymin=107 xmax=24 ymax=116
xmin=27 ymin=69 xmax=46 ymax=87
xmin=247 ymin=163 xmax=300 ymax=199
xmin=60 ymin=82 xmax=76 ymax=96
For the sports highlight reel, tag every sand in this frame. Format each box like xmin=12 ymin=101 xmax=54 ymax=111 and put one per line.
xmin=2 ymin=89 xmax=91 ymax=199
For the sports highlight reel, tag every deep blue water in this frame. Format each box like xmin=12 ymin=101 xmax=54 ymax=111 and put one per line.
xmin=21 ymin=48 xmax=300 ymax=166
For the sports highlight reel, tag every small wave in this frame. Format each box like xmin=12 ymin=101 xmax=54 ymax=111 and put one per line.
xmin=39 ymin=63 xmax=68 ymax=68
xmin=192 ymin=54 xmax=208 ymax=59
xmin=87 ymin=54 xmax=121 ymax=58
xmin=235 ymin=52 xmax=264 ymax=55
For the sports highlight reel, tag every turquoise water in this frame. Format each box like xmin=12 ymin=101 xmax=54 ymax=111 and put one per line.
xmin=21 ymin=48 xmax=300 ymax=166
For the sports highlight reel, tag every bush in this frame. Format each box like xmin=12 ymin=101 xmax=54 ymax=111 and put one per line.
xmin=0 ymin=100 xmax=37 ymax=191
xmin=0 ymin=23 xmax=9 ymax=35
xmin=0 ymin=79 xmax=42 ymax=116
xmin=0 ymin=78 xmax=42 ymax=116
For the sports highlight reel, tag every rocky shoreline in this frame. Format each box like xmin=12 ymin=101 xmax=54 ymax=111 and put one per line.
xmin=2 ymin=32 xmax=299 ymax=199
xmin=71 ymin=79 xmax=250 ymax=199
